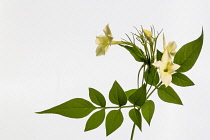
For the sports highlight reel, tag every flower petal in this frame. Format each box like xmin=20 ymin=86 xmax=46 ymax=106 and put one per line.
xmin=152 ymin=61 xmax=162 ymax=68
xmin=172 ymin=63 xmax=180 ymax=71
xmin=166 ymin=41 xmax=177 ymax=52
xmin=95 ymin=35 xmax=109 ymax=46
xmin=163 ymin=34 xmax=166 ymax=49
xmin=161 ymin=50 xmax=172 ymax=64
xmin=103 ymin=24 xmax=113 ymax=44
xmin=96 ymin=45 xmax=107 ymax=56
xmin=160 ymin=72 xmax=172 ymax=87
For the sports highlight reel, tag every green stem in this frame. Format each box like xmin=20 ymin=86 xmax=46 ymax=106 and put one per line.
xmin=130 ymin=123 xmax=136 ymax=140
xmin=146 ymin=82 xmax=162 ymax=99
xmin=147 ymin=69 xmax=157 ymax=94
xmin=111 ymin=41 xmax=124 ymax=45
xmin=130 ymin=64 xmax=145 ymax=140
xmin=137 ymin=64 xmax=145 ymax=88
xmin=99 ymin=105 xmax=134 ymax=109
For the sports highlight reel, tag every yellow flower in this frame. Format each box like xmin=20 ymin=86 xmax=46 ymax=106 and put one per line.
xmin=163 ymin=34 xmax=177 ymax=56
xmin=95 ymin=24 xmax=113 ymax=56
xmin=152 ymin=50 xmax=180 ymax=87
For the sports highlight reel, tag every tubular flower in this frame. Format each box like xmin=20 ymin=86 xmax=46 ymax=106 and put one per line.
xmin=163 ymin=34 xmax=177 ymax=56
xmin=152 ymin=50 xmax=180 ymax=87
xmin=95 ymin=24 xmax=113 ymax=56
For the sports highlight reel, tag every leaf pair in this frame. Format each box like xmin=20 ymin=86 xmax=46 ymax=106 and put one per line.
xmin=86 ymin=80 xmax=127 ymax=135
xmin=129 ymin=100 xmax=155 ymax=131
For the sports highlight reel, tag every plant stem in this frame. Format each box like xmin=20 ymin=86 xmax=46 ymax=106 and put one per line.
xmin=99 ymin=105 xmax=134 ymax=109
xmin=146 ymin=82 xmax=162 ymax=99
xmin=147 ymin=69 xmax=157 ymax=94
xmin=130 ymin=123 xmax=136 ymax=140
xmin=130 ymin=64 xmax=145 ymax=140
xmin=137 ymin=64 xmax=145 ymax=88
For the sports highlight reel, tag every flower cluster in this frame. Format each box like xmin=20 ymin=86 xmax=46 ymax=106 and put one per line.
xmin=95 ymin=25 xmax=180 ymax=87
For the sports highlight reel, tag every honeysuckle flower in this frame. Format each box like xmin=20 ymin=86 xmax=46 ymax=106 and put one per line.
xmin=152 ymin=50 xmax=180 ymax=87
xmin=163 ymin=34 xmax=177 ymax=56
xmin=95 ymin=24 xmax=113 ymax=56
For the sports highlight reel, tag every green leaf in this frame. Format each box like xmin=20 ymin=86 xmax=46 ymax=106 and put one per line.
xmin=174 ymin=29 xmax=203 ymax=72
xmin=129 ymin=84 xmax=146 ymax=106
xmin=144 ymin=66 xmax=159 ymax=86
xmin=157 ymin=49 xmax=163 ymax=61
xmin=89 ymin=88 xmax=106 ymax=107
xmin=36 ymin=98 xmax=96 ymax=118
xmin=120 ymin=45 xmax=145 ymax=62
xmin=158 ymin=85 xmax=183 ymax=105
xmin=129 ymin=108 xmax=142 ymax=131
xmin=125 ymin=89 xmax=137 ymax=98
xmin=109 ymin=81 xmax=127 ymax=106
xmin=85 ymin=109 xmax=105 ymax=132
xmin=106 ymin=110 xmax=123 ymax=136
xmin=141 ymin=100 xmax=155 ymax=125
xmin=172 ymin=73 xmax=194 ymax=87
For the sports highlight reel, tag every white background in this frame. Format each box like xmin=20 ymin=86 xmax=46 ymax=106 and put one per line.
xmin=0 ymin=0 xmax=210 ymax=140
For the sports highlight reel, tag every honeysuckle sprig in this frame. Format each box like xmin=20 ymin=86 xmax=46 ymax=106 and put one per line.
xmin=37 ymin=25 xmax=203 ymax=140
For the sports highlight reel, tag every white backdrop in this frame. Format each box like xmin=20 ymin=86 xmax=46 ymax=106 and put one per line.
xmin=0 ymin=0 xmax=210 ymax=140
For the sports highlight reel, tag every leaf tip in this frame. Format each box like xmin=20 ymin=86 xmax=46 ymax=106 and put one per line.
xmin=35 ymin=111 xmax=45 ymax=114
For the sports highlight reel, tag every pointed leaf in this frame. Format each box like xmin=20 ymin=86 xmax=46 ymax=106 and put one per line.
xmin=129 ymin=84 xmax=146 ymax=106
xmin=174 ymin=29 xmax=203 ymax=72
xmin=89 ymin=88 xmax=106 ymax=107
xmin=141 ymin=100 xmax=155 ymax=125
xmin=109 ymin=81 xmax=127 ymax=106
xmin=106 ymin=110 xmax=123 ymax=136
xmin=120 ymin=45 xmax=145 ymax=62
xmin=158 ymin=85 xmax=183 ymax=105
xmin=172 ymin=73 xmax=194 ymax=87
xmin=129 ymin=108 xmax=142 ymax=131
xmin=125 ymin=89 xmax=137 ymax=98
xmin=85 ymin=109 xmax=105 ymax=131
xmin=36 ymin=98 xmax=96 ymax=118
xmin=144 ymin=66 xmax=159 ymax=86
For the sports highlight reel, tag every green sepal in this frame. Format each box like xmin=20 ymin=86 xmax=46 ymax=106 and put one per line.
xmin=109 ymin=81 xmax=127 ymax=106
xmin=106 ymin=109 xmax=123 ymax=136
xmin=128 ymin=84 xmax=146 ymax=106
xmin=144 ymin=66 xmax=159 ymax=86
xmin=129 ymin=108 xmax=142 ymax=131
xmin=172 ymin=73 xmax=194 ymax=87
xmin=158 ymin=85 xmax=183 ymax=105
xmin=84 ymin=109 xmax=105 ymax=132
xmin=141 ymin=100 xmax=155 ymax=125
xmin=89 ymin=88 xmax=106 ymax=107
xmin=36 ymin=98 xmax=96 ymax=118
xmin=174 ymin=29 xmax=203 ymax=72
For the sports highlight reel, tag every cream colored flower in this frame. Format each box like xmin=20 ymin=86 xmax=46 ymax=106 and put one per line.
xmin=95 ymin=24 xmax=113 ymax=56
xmin=163 ymin=34 xmax=177 ymax=56
xmin=153 ymin=50 xmax=180 ymax=87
